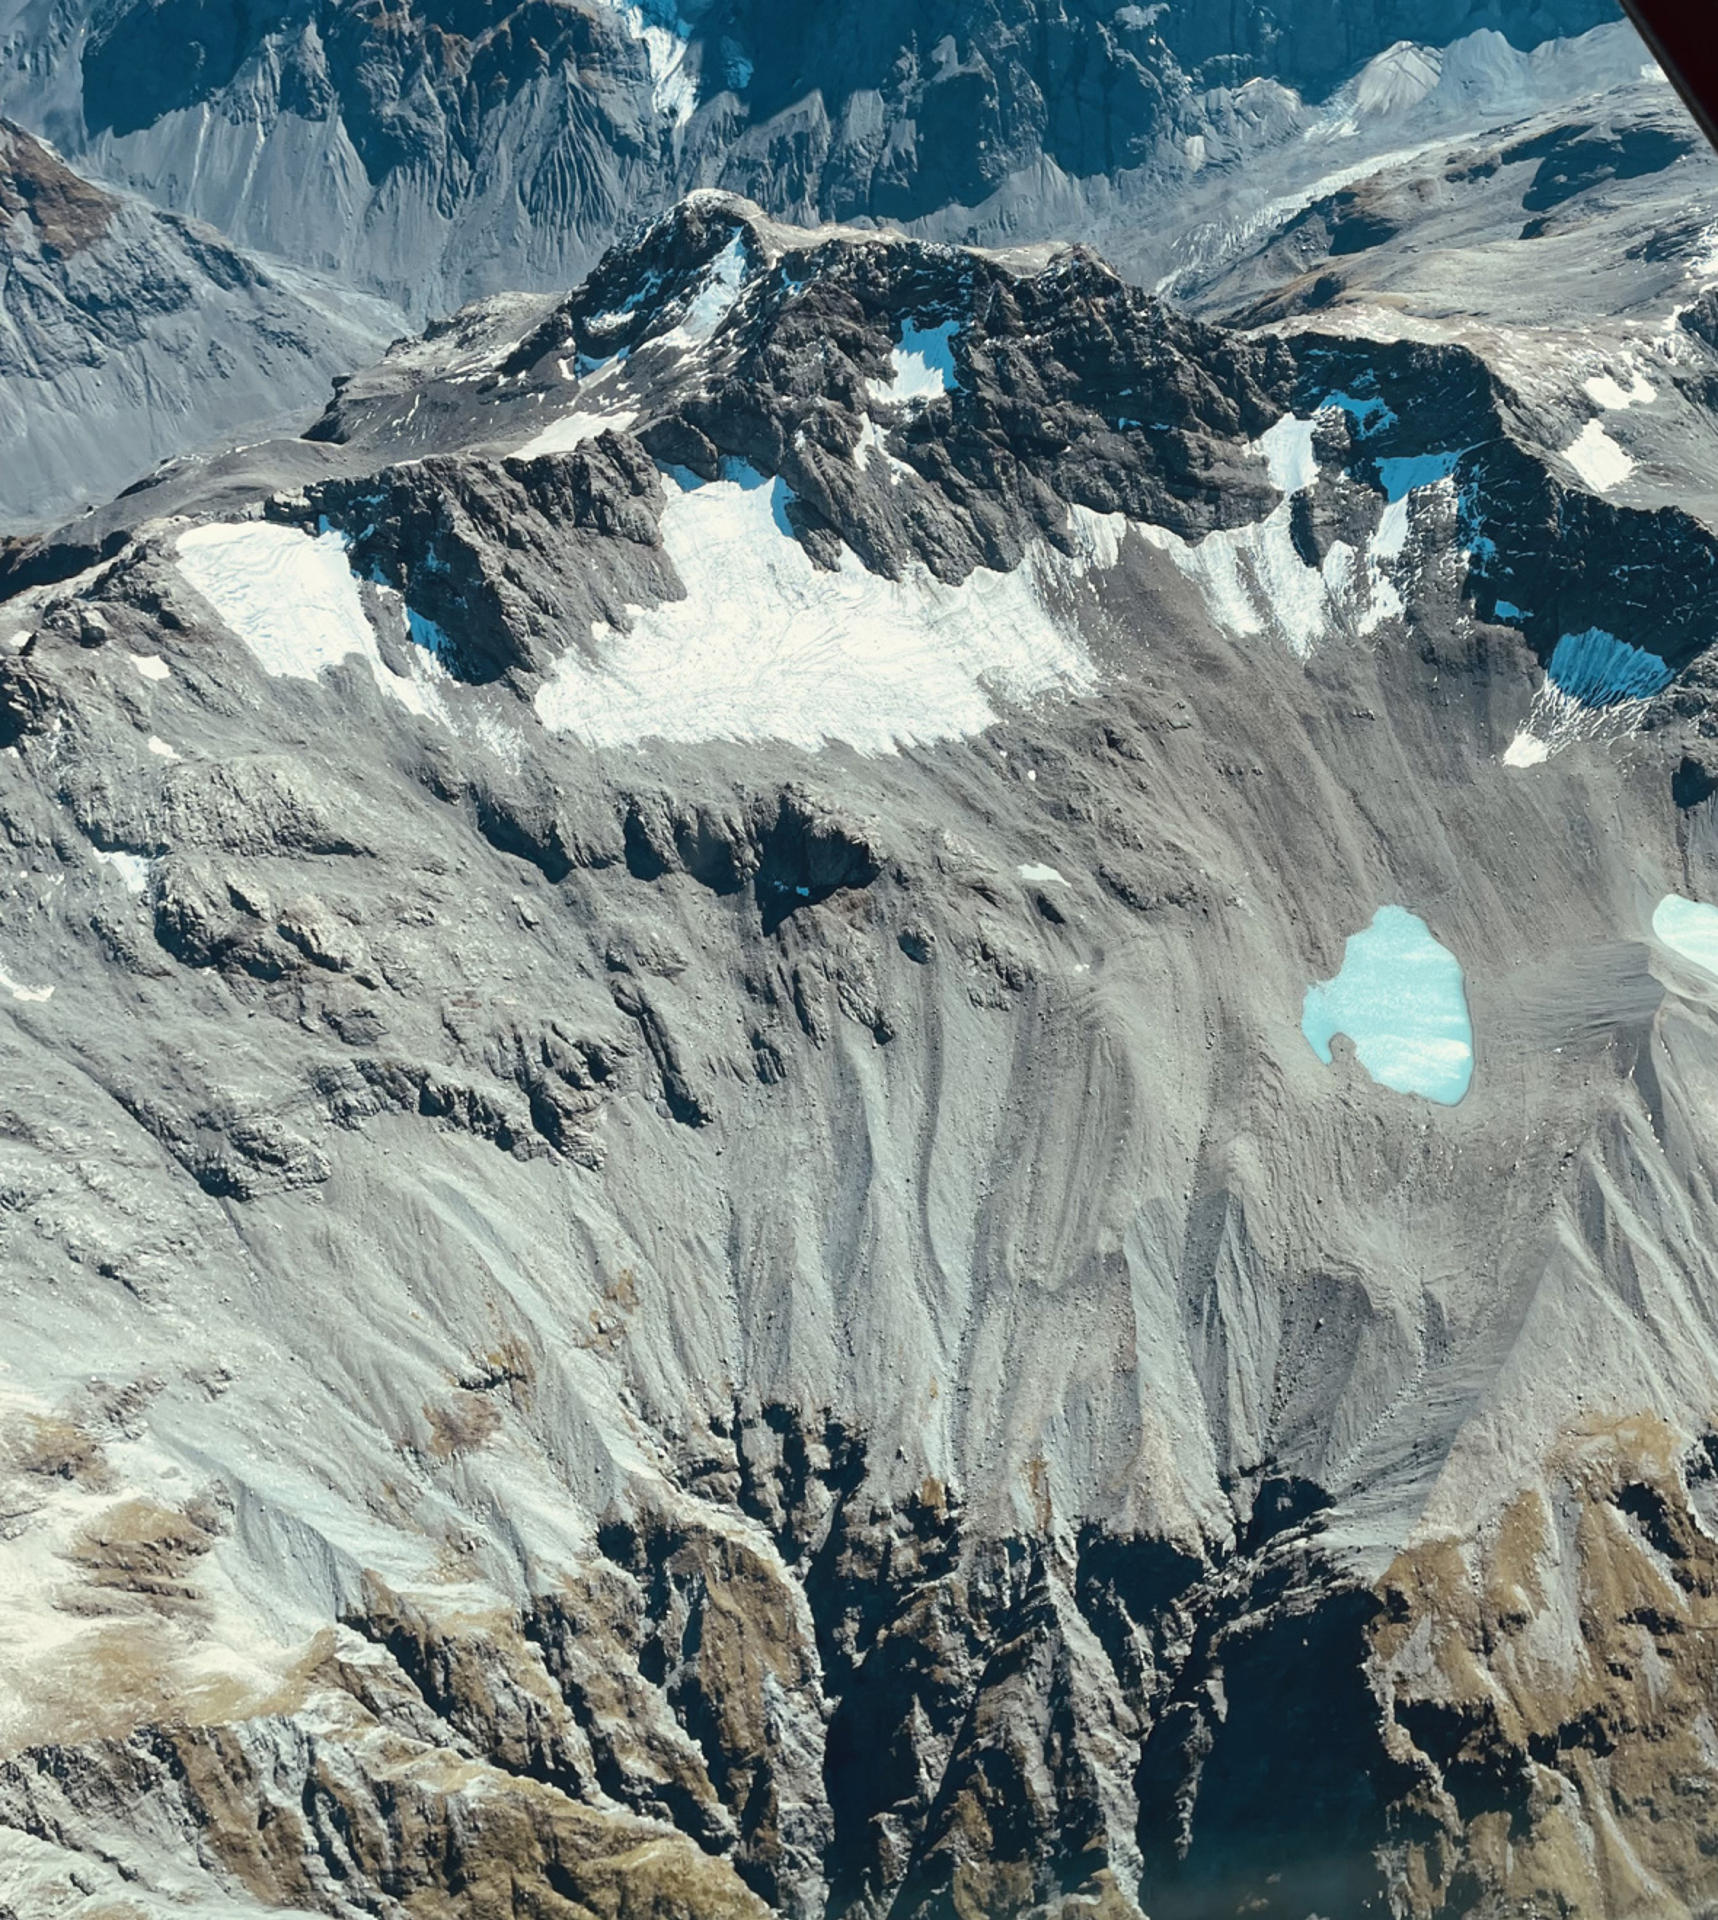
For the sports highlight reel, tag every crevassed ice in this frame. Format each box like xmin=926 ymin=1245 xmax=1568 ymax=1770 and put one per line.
xmin=1302 ymin=904 xmax=1474 ymax=1106
xmin=1653 ymin=895 xmax=1718 ymax=978
xmin=1143 ymin=505 xmax=1401 ymax=658
xmin=1547 ymin=627 xmax=1672 ymax=706
xmin=1160 ymin=410 xmax=1415 ymax=655
xmin=174 ymin=522 xmax=441 ymax=719
xmin=533 ymin=462 xmax=1112 ymax=752
xmin=870 ymin=321 xmax=959 ymax=406
xmin=1502 ymin=627 xmax=1672 ymax=769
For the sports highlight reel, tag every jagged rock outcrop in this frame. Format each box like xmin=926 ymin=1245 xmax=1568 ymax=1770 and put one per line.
xmin=0 ymin=0 xmax=1623 ymax=319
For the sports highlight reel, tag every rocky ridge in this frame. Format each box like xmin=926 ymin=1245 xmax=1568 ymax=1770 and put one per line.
xmin=0 ymin=0 xmax=1625 ymax=318
xmin=0 ymin=118 xmax=404 ymax=530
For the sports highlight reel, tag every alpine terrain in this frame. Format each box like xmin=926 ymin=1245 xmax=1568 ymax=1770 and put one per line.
xmin=5 ymin=4 xmax=1718 ymax=1920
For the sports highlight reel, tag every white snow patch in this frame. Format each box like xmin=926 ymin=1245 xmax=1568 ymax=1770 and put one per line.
xmin=1562 ymin=419 xmax=1635 ymax=493
xmin=91 ymin=848 xmax=152 ymax=894
xmin=3 ymin=631 xmax=28 ymax=653
xmin=855 ymin=418 xmax=916 ymax=482
xmin=1259 ymin=414 xmax=1318 ymax=495
xmin=534 ymin=464 xmax=1112 ymax=752
xmin=0 ymin=963 xmax=51 ymax=1003
xmin=869 ymin=321 xmax=960 ymax=407
xmin=515 ymin=408 xmax=638 ymax=459
xmin=1502 ymin=731 xmax=1550 ymax=768
xmin=1584 ymin=371 xmax=1655 ymax=410
xmin=1019 ymin=864 xmax=1069 ymax=886
xmin=175 ymin=522 xmax=441 ymax=720
xmin=1373 ymin=495 xmax=1412 ymax=561
xmin=127 ymin=652 xmax=171 ymax=681
xmin=147 ymin=736 xmax=181 ymax=761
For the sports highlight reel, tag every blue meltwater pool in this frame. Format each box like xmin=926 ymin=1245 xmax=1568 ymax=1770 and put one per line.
xmin=1301 ymin=905 xmax=1474 ymax=1105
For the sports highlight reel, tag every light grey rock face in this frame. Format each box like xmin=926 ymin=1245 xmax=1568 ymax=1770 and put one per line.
xmin=6 ymin=182 xmax=1718 ymax=1917
xmin=0 ymin=119 xmax=404 ymax=533
xmin=0 ymin=0 xmax=1625 ymax=320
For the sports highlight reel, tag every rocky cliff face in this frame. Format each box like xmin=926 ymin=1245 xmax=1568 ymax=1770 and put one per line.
xmin=0 ymin=0 xmax=1623 ymax=318
xmin=0 ymin=118 xmax=403 ymax=530
xmin=5 ymin=178 xmax=1718 ymax=1917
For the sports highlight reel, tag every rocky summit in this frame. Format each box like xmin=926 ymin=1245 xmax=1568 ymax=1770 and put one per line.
xmin=5 ymin=126 xmax=1718 ymax=1916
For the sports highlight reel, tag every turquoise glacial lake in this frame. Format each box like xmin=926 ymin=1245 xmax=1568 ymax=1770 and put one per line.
xmin=1654 ymin=895 xmax=1718 ymax=978
xmin=1302 ymin=905 xmax=1474 ymax=1106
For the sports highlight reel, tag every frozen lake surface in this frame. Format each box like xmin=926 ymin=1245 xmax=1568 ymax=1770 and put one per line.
xmin=1653 ymin=895 xmax=1718 ymax=978
xmin=1302 ymin=905 xmax=1474 ymax=1105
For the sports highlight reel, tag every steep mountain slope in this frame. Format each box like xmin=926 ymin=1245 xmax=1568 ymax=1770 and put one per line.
xmin=0 ymin=0 xmax=1624 ymax=317
xmin=5 ymin=187 xmax=1718 ymax=1918
xmin=0 ymin=119 xmax=404 ymax=530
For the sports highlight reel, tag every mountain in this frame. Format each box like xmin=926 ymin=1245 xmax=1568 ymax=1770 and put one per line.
xmin=0 ymin=0 xmax=1625 ymax=318
xmin=7 ymin=143 xmax=1718 ymax=1914
xmin=0 ymin=118 xmax=404 ymax=530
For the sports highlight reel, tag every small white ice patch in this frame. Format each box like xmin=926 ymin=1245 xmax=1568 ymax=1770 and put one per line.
xmin=1018 ymin=864 xmax=1068 ymax=886
xmin=128 ymin=652 xmax=170 ymax=682
xmin=1502 ymin=731 xmax=1550 ymax=768
xmin=534 ymin=463 xmax=1111 ymax=752
xmin=678 ymin=234 xmax=748 ymax=340
xmin=147 ymin=736 xmax=180 ymax=760
xmin=3 ymin=631 xmax=29 ymax=652
xmin=1563 ymin=419 xmax=1635 ymax=493
xmin=0 ymin=963 xmax=52 ymax=1004
xmin=92 ymin=847 xmax=151 ymax=894
xmin=515 ymin=408 xmax=637 ymax=460
xmin=1584 ymin=371 xmax=1655 ymax=410
xmin=870 ymin=322 xmax=960 ymax=406
xmin=1259 ymin=415 xmax=1317 ymax=495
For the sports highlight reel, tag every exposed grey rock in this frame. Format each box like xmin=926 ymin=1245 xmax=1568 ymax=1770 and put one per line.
xmin=4 ymin=147 xmax=1718 ymax=1920
xmin=0 ymin=119 xmax=403 ymax=532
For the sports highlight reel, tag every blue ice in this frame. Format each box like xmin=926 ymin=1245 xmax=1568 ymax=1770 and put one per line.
xmin=1319 ymin=391 xmax=1397 ymax=437
xmin=406 ymin=608 xmax=454 ymax=658
xmin=1494 ymin=600 xmax=1527 ymax=622
xmin=1546 ymin=627 xmax=1672 ymax=707
xmin=1301 ymin=905 xmax=1474 ymax=1106
xmin=897 ymin=320 xmax=959 ymax=395
xmin=718 ymin=457 xmax=797 ymax=536
xmin=1375 ymin=451 xmax=1464 ymax=501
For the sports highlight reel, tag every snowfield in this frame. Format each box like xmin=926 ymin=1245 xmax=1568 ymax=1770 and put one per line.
xmin=534 ymin=462 xmax=1112 ymax=752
